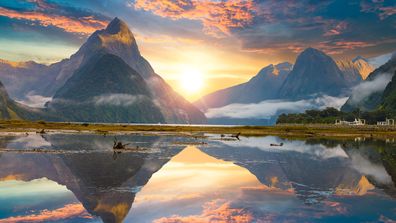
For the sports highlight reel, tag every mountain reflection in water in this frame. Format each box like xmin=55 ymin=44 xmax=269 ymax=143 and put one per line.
xmin=0 ymin=134 xmax=395 ymax=222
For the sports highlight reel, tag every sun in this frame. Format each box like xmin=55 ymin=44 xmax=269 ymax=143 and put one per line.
xmin=180 ymin=70 xmax=204 ymax=94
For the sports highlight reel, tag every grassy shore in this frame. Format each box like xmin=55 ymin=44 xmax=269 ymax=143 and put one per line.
xmin=0 ymin=120 xmax=396 ymax=139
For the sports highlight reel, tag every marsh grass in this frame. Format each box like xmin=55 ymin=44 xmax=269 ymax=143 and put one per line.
xmin=0 ymin=120 xmax=395 ymax=139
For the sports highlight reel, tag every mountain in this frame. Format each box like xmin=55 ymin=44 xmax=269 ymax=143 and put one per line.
xmin=46 ymin=53 xmax=165 ymax=123
xmin=0 ymin=80 xmax=44 ymax=120
xmin=278 ymin=48 xmax=349 ymax=99
xmin=194 ymin=62 xmax=292 ymax=110
xmin=48 ymin=18 xmax=206 ymax=123
xmin=336 ymin=59 xmax=363 ymax=86
xmin=352 ymin=56 xmax=375 ymax=79
xmin=379 ymin=70 xmax=396 ymax=112
xmin=0 ymin=17 xmax=205 ymax=124
xmin=336 ymin=56 xmax=374 ymax=85
xmin=0 ymin=59 xmax=48 ymax=99
xmin=341 ymin=55 xmax=396 ymax=112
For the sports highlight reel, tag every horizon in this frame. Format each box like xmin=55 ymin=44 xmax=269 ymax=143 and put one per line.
xmin=1 ymin=0 xmax=396 ymax=101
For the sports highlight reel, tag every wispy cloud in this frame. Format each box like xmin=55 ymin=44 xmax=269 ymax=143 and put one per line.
xmin=0 ymin=203 xmax=92 ymax=223
xmin=361 ymin=0 xmax=396 ymax=20
xmin=348 ymin=73 xmax=393 ymax=104
xmin=16 ymin=93 xmax=51 ymax=108
xmin=153 ymin=199 xmax=253 ymax=223
xmin=205 ymin=95 xmax=348 ymax=119
xmin=94 ymin=94 xmax=149 ymax=106
xmin=0 ymin=0 xmax=108 ymax=35
xmin=134 ymin=0 xmax=256 ymax=37
xmin=323 ymin=21 xmax=348 ymax=37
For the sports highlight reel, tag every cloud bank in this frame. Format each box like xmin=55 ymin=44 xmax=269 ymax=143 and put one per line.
xmin=94 ymin=94 xmax=148 ymax=106
xmin=348 ymin=73 xmax=393 ymax=105
xmin=205 ymin=95 xmax=348 ymax=119
xmin=16 ymin=93 xmax=52 ymax=108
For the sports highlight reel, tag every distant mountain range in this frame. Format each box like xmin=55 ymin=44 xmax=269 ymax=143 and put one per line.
xmin=196 ymin=48 xmax=375 ymax=109
xmin=0 ymin=18 xmax=206 ymax=124
xmin=193 ymin=47 xmax=389 ymax=124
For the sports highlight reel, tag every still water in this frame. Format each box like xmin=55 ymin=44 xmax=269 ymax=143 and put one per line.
xmin=0 ymin=133 xmax=395 ymax=223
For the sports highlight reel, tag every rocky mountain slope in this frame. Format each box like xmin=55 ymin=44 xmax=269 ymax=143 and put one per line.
xmin=0 ymin=59 xmax=48 ymax=99
xmin=336 ymin=56 xmax=374 ymax=86
xmin=0 ymin=18 xmax=206 ymax=124
xmin=0 ymin=80 xmax=44 ymax=120
xmin=194 ymin=62 xmax=292 ymax=110
xmin=278 ymin=48 xmax=349 ymax=99
xmin=342 ymin=55 xmax=396 ymax=112
xmin=46 ymin=53 xmax=165 ymax=123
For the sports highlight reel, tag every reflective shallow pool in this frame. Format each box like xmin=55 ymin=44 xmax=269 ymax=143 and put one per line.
xmin=0 ymin=133 xmax=395 ymax=222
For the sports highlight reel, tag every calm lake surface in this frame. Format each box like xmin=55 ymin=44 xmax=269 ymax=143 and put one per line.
xmin=0 ymin=133 xmax=395 ymax=223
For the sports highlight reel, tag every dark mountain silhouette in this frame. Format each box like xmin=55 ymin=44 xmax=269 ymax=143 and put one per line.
xmin=278 ymin=48 xmax=349 ymax=99
xmin=46 ymin=53 xmax=165 ymax=123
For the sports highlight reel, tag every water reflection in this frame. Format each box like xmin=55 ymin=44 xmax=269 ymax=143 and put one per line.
xmin=0 ymin=134 xmax=185 ymax=223
xmin=0 ymin=134 xmax=394 ymax=222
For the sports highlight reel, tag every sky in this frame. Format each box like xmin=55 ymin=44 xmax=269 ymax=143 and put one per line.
xmin=0 ymin=0 xmax=396 ymax=101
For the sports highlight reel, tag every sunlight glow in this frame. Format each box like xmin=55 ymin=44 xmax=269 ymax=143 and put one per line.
xmin=179 ymin=70 xmax=204 ymax=94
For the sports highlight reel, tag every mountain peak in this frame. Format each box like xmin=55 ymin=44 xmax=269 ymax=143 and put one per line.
xmin=352 ymin=56 xmax=368 ymax=63
xmin=275 ymin=62 xmax=293 ymax=70
xmin=278 ymin=47 xmax=348 ymax=99
xmin=105 ymin=17 xmax=130 ymax=35
xmin=301 ymin=47 xmax=325 ymax=56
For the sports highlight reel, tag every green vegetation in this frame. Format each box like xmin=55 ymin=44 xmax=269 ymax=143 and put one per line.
xmin=277 ymin=107 xmax=395 ymax=125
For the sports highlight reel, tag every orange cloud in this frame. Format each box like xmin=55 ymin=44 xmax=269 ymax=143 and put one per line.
xmin=134 ymin=0 xmax=256 ymax=37
xmin=153 ymin=199 xmax=254 ymax=223
xmin=0 ymin=203 xmax=92 ymax=223
xmin=0 ymin=7 xmax=107 ymax=35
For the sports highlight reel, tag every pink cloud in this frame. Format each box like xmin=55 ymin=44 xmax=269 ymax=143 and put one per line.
xmin=134 ymin=0 xmax=256 ymax=37
xmin=0 ymin=203 xmax=92 ymax=223
xmin=324 ymin=21 xmax=348 ymax=37
xmin=0 ymin=1 xmax=107 ymax=35
xmin=153 ymin=199 xmax=254 ymax=223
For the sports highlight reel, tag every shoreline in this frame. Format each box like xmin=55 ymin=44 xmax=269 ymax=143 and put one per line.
xmin=0 ymin=120 xmax=396 ymax=139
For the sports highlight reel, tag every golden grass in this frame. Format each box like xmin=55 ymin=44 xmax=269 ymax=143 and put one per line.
xmin=0 ymin=120 xmax=396 ymax=139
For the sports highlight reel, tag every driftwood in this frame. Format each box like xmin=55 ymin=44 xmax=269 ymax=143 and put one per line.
xmin=220 ymin=133 xmax=241 ymax=140
xmin=36 ymin=129 xmax=46 ymax=134
xmin=231 ymin=132 xmax=241 ymax=140
xmin=270 ymin=143 xmax=284 ymax=147
xmin=113 ymin=137 xmax=130 ymax=150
